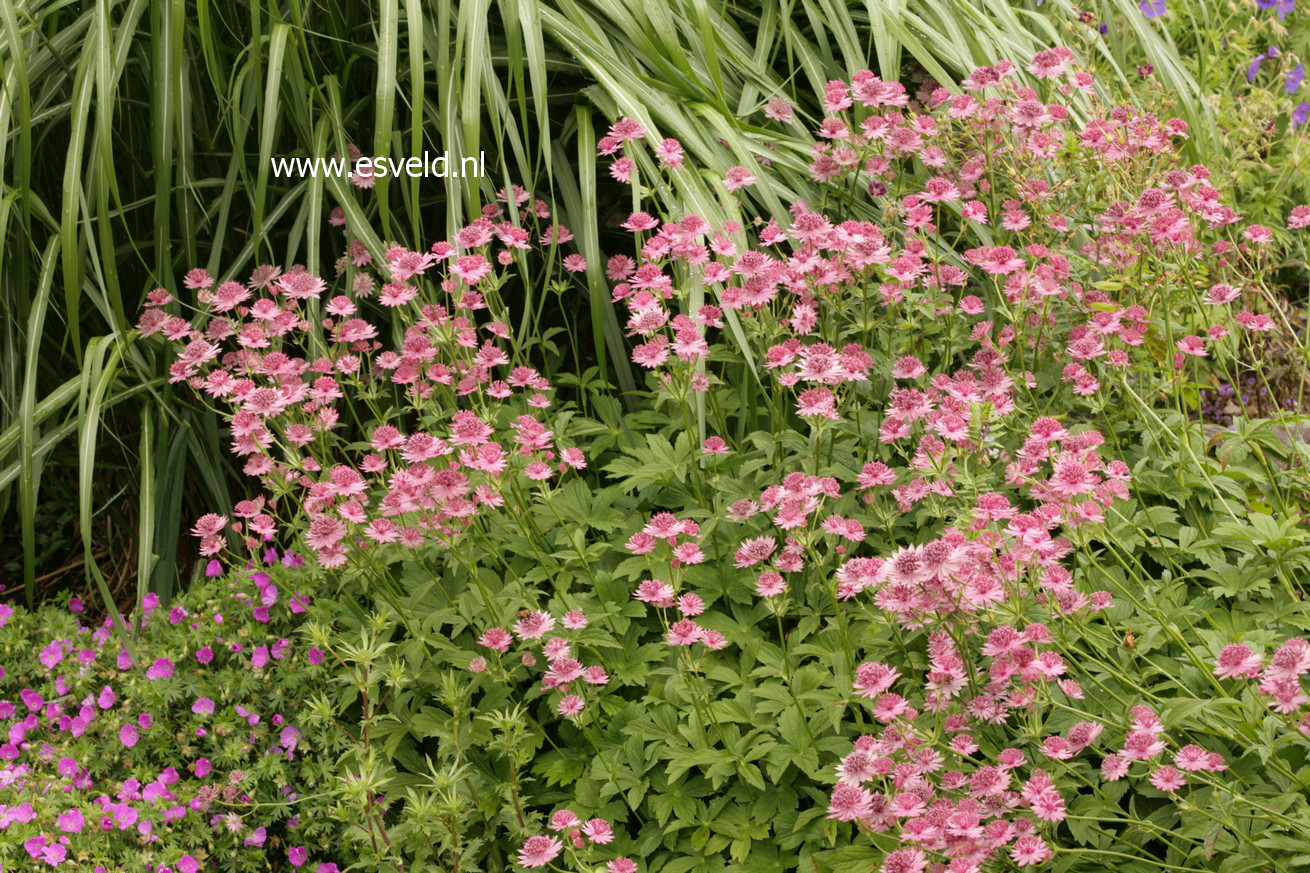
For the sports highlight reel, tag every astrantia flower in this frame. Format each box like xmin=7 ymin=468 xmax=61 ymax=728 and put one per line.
xmin=702 ymin=436 xmax=730 ymax=454
xmin=517 ymin=835 xmax=563 ymax=868
xmin=1174 ymin=744 xmax=1219 ymax=771
xmin=881 ymin=848 xmax=928 ymax=873
xmin=1205 ymin=283 xmax=1240 ymax=305
xmin=514 ymin=611 xmax=555 ymax=640
xmin=1122 ymin=729 xmax=1166 ymax=760
xmin=1214 ymin=643 xmax=1262 ymax=679
xmin=581 ymin=818 xmax=613 ymax=844
xmin=852 ymin=661 xmax=900 ymax=698
xmin=1149 ymin=765 xmax=1186 ymax=791
xmin=667 ymin=620 xmax=703 ymax=646
xmin=557 ymin=694 xmax=585 ymax=717
xmin=724 ymin=166 xmax=757 ymax=191
xmin=755 ymin=572 xmax=786 ymax=597
xmin=796 ymin=386 xmax=838 ymax=419
xmin=734 ymin=536 xmax=777 ymax=568
xmin=969 ymin=766 xmax=1010 ymax=797
xmin=548 ymin=809 xmax=581 ymax=831
xmin=764 ymin=98 xmax=795 ymax=123
xmin=1010 ymin=835 xmax=1053 ymax=866
xmin=827 ymin=783 xmax=873 ymax=821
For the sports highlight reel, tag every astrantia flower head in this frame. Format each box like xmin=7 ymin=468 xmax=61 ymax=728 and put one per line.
xmin=1214 ymin=643 xmax=1262 ymax=679
xmin=517 ymin=835 xmax=563 ymax=868
xmin=514 ymin=611 xmax=556 ymax=640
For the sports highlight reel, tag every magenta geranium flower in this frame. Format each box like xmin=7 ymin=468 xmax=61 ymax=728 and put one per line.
xmin=146 ymin=657 xmax=174 ymax=680
xmin=55 ymin=808 xmax=84 ymax=833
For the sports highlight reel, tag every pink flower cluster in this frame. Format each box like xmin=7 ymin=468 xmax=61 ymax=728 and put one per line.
xmin=1216 ymin=638 xmax=1310 ymax=718
xmin=476 ymin=609 xmax=609 ymax=718
xmin=144 ymin=202 xmax=593 ymax=570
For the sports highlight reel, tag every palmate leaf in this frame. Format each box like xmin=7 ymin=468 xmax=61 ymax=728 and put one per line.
xmin=601 ymin=431 xmax=694 ymax=492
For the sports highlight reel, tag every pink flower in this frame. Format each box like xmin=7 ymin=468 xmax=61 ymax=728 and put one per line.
xmin=191 ymin=513 xmax=228 ymax=538
xmin=1010 ymin=835 xmax=1052 ymax=866
xmin=514 ymin=611 xmax=555 ymax=640
xmin=852 ymin=661 xmax=900 ymax=698
xmin=120 ymin=724 xmax=140 ymax=748
xmin=969 ymin=766 xmax=1010 ymax=797
xmin=1175 ymin=744 xmax=1222 ymax=771
xmin=880 ymin=849 xmax=927 ymax=873
xmin=1121 ymin=729 xmax=1166 ymax=760
xmin=1214 ymin=643 xmax=1262 ymax=679
xmin=479 ymin=627 xmax=513 ymax=652
xmin=609 ymin=860 xmax=638 ymax=873
xmin=517 ymin=835 xmax=563 ymax=868
xmin=734 ymin=536 xmax=777 ymax=568
xmin=146 ymin=657 xmax=175 ymax=680
xmin=763 ymin=98 xmax=794 ymax=122
xmin=1149 ymin=765 xmax=1186 ymax=791
xmin=1205 ymin=283 xmax=1240 ymax=305
xmin=288 ymin=846 xmax=308 ymax=867
xmin=581 ymin=818 xmax=613 ymax=843
xmin=1243 ymin=224 xmax=1273 ymax=244
xmin=549 ymin=809 xmax=581 ymax=831
xmin=796 ymin=386 xmax=838 ymax=419
xmin=827 ymin=783 xmax=873 ymax=821
xmin=724 ymin=166 xmax=757 ymax=191
xmin=56 ymin=808 xmax=84 ymax=833
xmin=702 ymin=436 xmax=730 ymax=454
xmin=755 ymin=572 xmax=786 ymax=597
xmin=667 ymin=620 xmax=703 ymax=646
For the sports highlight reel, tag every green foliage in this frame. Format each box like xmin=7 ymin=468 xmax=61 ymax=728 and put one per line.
xmin=0 ymin=0 xmax=1220 ymax=609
